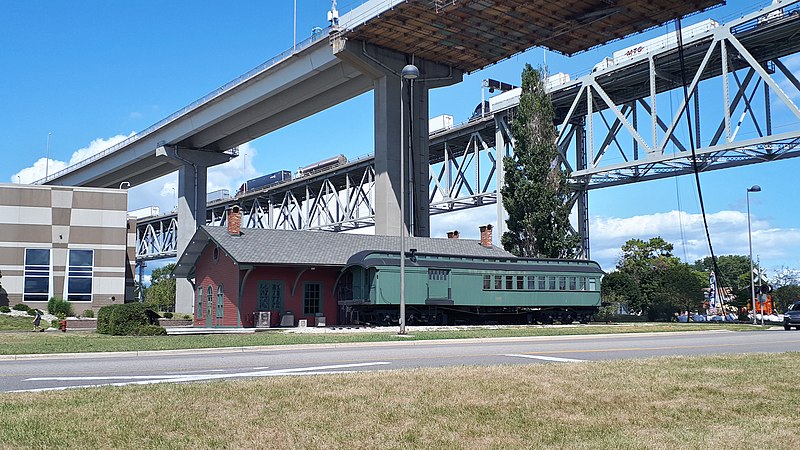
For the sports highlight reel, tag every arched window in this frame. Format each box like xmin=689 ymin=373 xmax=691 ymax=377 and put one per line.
xmin=206 ymin=286 xmax=213 ymax=318
xmin=196 ymin=286 xmax=203 ymax=319
xmin=216 ymin=284 xmax=224 ymax=319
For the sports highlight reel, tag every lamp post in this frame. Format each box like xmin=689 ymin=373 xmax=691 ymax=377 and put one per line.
xmin=45 ymin=132 xmax=51 ymax=179
xmin=746 ymin=185 xmax=761 ymax=325
xmin=399 ymin=63 xmax=419 ymax=335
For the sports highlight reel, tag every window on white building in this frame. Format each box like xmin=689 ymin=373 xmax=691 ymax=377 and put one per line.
xmin=24 ymin=249 xmax=50 ymax=302
xmin=67 ymin=249 xmax=93 ymax=302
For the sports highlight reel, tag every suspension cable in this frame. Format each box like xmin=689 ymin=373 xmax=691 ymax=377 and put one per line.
xmin=675 ymin=17 xmax=730 ymax=315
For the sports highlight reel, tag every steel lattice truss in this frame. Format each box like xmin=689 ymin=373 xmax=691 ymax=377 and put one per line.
xmin=561 ymin=1 xmax=800 ymax=188
xmin=135 ymin=1 xmax=800 ymax=261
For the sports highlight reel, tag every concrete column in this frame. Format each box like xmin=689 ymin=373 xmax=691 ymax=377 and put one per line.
xmin=156 ymin=146 xmax=231 ymax=313
xmin=333 ymin=39 xmax=462 ymax=237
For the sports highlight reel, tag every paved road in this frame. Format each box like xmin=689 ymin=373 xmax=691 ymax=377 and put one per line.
xmin=1 ymin=330 xmax=798 ymax=393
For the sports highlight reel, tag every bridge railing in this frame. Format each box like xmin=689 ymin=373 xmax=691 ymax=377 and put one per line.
xmin=36 ymin=27 xmax=331 ymax=185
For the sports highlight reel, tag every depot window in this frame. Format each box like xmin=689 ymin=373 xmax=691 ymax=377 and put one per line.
xmin=303 ymin=282 xmax=322 ymax=315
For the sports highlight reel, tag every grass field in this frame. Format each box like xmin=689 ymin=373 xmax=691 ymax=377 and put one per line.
xmin=0 ymin=314 xmax=52 ymax=332
xmin=0 ymin=323 xmax=762 ymax=356
xmin=0 ymin=353 xmax=796 ymax=449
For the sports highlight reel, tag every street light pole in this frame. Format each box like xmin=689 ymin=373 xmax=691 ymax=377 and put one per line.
xmin=746 ymin=185 xmax=761 ymax=325
xmin=45 ymin=132 xmax=51 ymax=179
xmin=399 ymin=64 xmax=419 ymax=335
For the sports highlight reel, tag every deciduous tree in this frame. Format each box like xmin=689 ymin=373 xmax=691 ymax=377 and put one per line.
xmin=145 ymin=263 xmax=176 ymax=312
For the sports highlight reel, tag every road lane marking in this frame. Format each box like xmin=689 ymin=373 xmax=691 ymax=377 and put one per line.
xmin=12 ymin=361 xmax=391 ymax=393
xmin=503 ymin=354 xmax=586 ymax=363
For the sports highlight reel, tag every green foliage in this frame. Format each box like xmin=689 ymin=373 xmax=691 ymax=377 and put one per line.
xmin=132 ymin=325 xmax=168 ymax=336
xmin=501 ymin=64 xmax=580 ymax=258
xmin=601 ymin=271 xmax=641 ymax=311
xmin=12 ymin=303 xmax=30 ymax=311
xmin=613 ymin=237 xmax=684 ymax=314
xmin=611 ymin=237 xmax=704 ymax=318
xmin=163 ymin=312 xmax=174 ymax=319
xmin=97 ymin=303 xmax=159 ymax=336
xmin=27 ymin=309 xmax=38 ymax=316
xmin=772 ymin=285 xmax=800 ymax=312
xmin=0 ymin=306 xmax=10 ymax=313
xmin=47 ymin=297 xmax=73 ymax=317
xmin=82 ymin=309 xmax=95 ymax=318
xmin=144 ymin=263 xmax=177 ymax=312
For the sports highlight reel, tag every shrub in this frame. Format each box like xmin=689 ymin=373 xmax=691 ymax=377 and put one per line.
xmin=0 ymin=306 xmax=10 ymax=313
xmin=27 ymin=309 xmax=39 ymax=316
xmin=82 ymin=309 xmax=95 ymax=318
xmin=133 ymin=325 xmax=167 ymax=336
xmin=12 ymin=303 xmax=30 ymax=311
xmin=97 ymin=303 xmax=160 ymax=336
xmin=163 ymin=312 xmax=173 ymax=319
xmin=47 ymin=298 xmax=73 ymax=318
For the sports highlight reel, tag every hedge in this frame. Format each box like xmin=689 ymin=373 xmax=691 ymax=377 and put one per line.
xmin=97 ymin=303 xmax=162 ymax=336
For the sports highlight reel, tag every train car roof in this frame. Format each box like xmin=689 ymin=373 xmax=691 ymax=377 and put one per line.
xmin=346 ymin=251 xmax=604 ymax=274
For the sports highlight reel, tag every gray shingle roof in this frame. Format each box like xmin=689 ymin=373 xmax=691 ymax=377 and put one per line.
xmin=175 ymin=226 xmax=512 ymax=276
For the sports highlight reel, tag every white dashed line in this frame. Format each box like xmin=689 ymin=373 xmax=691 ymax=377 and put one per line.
xmin=13 ymin=362 xmax=391 ymax=393
xmin=503 ymin=353 xmax=586 ymax=363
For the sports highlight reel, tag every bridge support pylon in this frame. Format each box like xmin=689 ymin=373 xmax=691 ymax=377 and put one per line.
xmin=333 ymin=39 xmax=462 ymax=237
xmin=156 ymin=145 xmax=232 ymax=314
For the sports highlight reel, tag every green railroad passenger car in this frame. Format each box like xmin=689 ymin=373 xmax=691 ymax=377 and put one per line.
xmin=337 ymin=250 xmax=604 ymax=325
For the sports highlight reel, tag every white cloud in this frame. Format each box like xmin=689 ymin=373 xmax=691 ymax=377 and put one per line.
xmin=433 ymin=207 xmax=800 ymax=273
xmin=12 ymin=133 xmax=133 ymax=184
xmin=590 ymin=210 xmax=800 ymax=271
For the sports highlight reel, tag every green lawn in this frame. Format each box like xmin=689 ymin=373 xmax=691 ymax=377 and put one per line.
xmin=0 ymin=353 xmax=796 ymax=449
xmin=0 ymin=314 xmax=52 ymax=332
xmin=0 ymin=322 xmax=762 ymax=356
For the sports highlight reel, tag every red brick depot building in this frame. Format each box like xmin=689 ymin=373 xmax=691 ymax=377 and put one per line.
xmin=174 ymin=208 xmax=507 ymax=328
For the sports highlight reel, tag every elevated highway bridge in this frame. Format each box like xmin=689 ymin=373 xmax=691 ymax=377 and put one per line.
xmin=34 ymin=0 xmax=743 ymax=310
xmin=135 ymin=0 xmax=800 ymax=268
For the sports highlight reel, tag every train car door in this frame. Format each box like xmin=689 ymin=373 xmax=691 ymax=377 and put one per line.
xmin=427 ymin=269 xmax=451 ymax=301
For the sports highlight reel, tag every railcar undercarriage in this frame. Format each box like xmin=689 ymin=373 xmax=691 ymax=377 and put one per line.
xmin=342 ymin=305 xmax=599 ymax=326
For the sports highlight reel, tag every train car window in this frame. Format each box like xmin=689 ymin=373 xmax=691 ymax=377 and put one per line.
xmin=494 ymin=275 xmax=502 ymax=290
xmin=558 ymin=277 xmax=566 ymax=291
xmin=527 ymin=276 xmax=535 ymax=290
xmin=505 ymin=276 xmax=513 ymax=290
xmin=538 ymin=276 xmax=546 ymax=290
xmin=569 ymin=277 xmax=577 ymax=291
xmin=579 ymin=277 xmax=587 ymax=291
xmin=516 ymin=276 xmax=523 ymax=290
xmin=548 ymin=276 xmax=556 ymax=290
xmin=589 ymin=278 xmax=597 ymax=291
xmin=483 ymin=275 xmax=491 ymax=290
xmin=427 ymin=269 xmax=449 ymax=281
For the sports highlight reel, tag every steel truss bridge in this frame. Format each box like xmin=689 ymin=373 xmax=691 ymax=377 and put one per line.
xmin=136 ymin=0 xmax=800 ymax=262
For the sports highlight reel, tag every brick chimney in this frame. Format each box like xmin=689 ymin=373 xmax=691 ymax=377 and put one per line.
xmin=227 ymin=206 xmax=242 ymax=236
xmin=479 ymin=224 xmax=493 ymax=248
xmin=446 ymin=230 xmax=460 ymax=239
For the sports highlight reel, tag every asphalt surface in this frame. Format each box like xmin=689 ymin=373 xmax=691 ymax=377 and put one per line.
xmin=1 ymin=329 xmax=798 ymax=393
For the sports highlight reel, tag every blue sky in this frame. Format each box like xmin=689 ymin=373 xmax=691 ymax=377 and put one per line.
xmin=2 ymin=0 xmax=799 ymax=277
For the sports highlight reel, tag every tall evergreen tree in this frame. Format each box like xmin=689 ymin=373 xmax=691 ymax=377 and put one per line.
xmin=501 ymin=64 xmax=580 ymax=258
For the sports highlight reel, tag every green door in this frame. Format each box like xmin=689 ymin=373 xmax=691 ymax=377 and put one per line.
xmin=206 ymin=286 xmax=213 ymax=326
xmin=427 ymin=269 xmax=450 ymax=301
